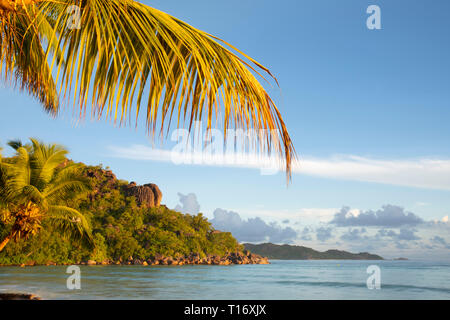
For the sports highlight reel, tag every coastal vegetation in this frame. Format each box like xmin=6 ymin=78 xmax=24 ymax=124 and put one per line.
xmin=0 ymin=139 xmax=259 ymax=266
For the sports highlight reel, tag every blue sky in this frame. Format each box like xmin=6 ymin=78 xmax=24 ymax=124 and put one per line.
xmin=1 ymin=0 xmax=449 ymax=259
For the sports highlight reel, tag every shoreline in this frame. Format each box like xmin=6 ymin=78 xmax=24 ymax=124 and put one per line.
xmin=0 ymin=251 xmax=270 ymax=267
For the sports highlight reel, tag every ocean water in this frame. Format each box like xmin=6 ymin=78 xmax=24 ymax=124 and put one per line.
xmin=0 ymin=260 xmax=449 ymax=300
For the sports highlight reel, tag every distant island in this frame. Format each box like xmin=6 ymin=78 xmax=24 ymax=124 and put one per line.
xmin=243 ymin=243 xmax=384 ymax=260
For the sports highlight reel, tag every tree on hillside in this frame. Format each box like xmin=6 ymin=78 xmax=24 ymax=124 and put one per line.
xmin=0 ymin=138 xmax=92 ymax=251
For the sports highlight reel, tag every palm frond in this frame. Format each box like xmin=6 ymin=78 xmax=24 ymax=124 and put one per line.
xmin=3 ymin=146 xmax=31 ymax=201
xmin=21 ymin=184 xmax=45 ymax=206
xmin=29 ymin=138 xmax=68 ymax=189
xmin=43 ymin=162 xmax=90 ymax=202
xmin=7 ymin=139 xmax=32 ymax=152
xmin=0 ymin=3 xmax=60 ymax=113
xmin=0 ymin=144 xmax=5 ymax=209
xmin=2 ymin=0 xmax=295 ymax=178
xmin=7 ymin=139 xmax=23 ymax=150
xmin=46 ymin=204 xmax=93 ymax=247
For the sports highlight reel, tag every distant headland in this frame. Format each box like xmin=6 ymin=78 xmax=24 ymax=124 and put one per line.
xmin=243 ymin=243 xmax=384 ymax=260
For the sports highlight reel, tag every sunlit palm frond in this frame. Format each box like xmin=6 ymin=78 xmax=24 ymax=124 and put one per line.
xmin=29 ymin=138 xmax=68 ymax=189
xmin=44 ymin=163 xmax=90 ymax=202
xmin=21 ymin=184 xmax=45 ymax=205
xmin=0 ymin=145 xmax=5 ymax=208
xmin=7 ymin=139 xmax=33 ymax=153
xmin=2 ymin=0 xmax=295 ymax=179
xmin=0 ymin=144 xmax=12 ymax=209
xmin=3 ymin=146 xmax=31 ymax=201
xmin=47 ymin=204 xmax=93 ymax=246
xmin=0 ymin=3 xmax=60 ymax=113
xmin=6 ymin=139 xmax=22 ymax=150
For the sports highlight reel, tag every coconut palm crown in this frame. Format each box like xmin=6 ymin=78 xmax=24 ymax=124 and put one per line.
xmin=0 ymin=138 xmax=92 ymax=251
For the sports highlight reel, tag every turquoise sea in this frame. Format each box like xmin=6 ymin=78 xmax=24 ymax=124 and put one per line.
xmin=1 ymin=260 xmax=449 ymax=300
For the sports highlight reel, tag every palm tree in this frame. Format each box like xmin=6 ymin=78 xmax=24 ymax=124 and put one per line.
xmin=0 ymin=144 xmax=11 ymax=229
xmin=0 ymin=1 xmax=295 ymax=178
xmin=0 ymin=138 xmax=92 ymax=251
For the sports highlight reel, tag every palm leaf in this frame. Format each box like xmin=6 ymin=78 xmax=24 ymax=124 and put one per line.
xmin=7 ymin=139 xmax=23 ymax=150
xmin=43 ymin=162 xmax=90 ymax=202
xmin=0 ymin=145 xmax=5 ymax=209
xmin=46 ymin=204 xmax=93 ymax=247
xmin=1 ymin=1 xmax=295 ymax=178
xmin=3 ymin=146 xmax=31 ymax=202
xmin=29 ymin=138 xmax=68 ymax=190
xmin=0 ymin=3 xmax=60 ymax=113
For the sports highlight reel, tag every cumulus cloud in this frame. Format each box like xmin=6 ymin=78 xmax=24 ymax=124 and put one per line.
xmin=376 ymin=228 xmax=421 ymax=241
xmin=430 ymin=236 xmax=447 ymax=246
xmin=396 ymin=229 xmax=421 ymax=241
xmin=340 ymin=228 xmax=368 ymax=242
xmin=295 ymin=155 xmax=450 ymax=191
xmin=299 ymin=227 xmax=313 ymax=241
xmin=424 ymin=219 xmax=450 ymax=229
xmin=174 ymin=192 xmax=201 ymax=215
xmin=210 ymin=208 xmax=297 ymax=243
xmin=316 ymin=227 xmax=333 ymax=242
xmin=430 ymin=236 xmax=450 ymax=249
xmin=330 ymin=205 xmax=423 ymax=228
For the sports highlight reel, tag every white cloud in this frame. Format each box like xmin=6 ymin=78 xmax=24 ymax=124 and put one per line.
xmin=210 ymin=208 xmax=298 ymax=243
xmin=174 ymin=193 xmax=201 ymax=215
xmin=108 ymin=145 xmax=450 ymax=190
xmin=296 ymin=155 xmax=450 ymax=191
xmin=107 ymin=144 xmax=281 ymax=175
xmin=218 ymin=207 xmax=338 ymax=225
xmin=330 ymin=205 xmax=424 ymax=228
xmin=257 ymin=208 xmax=344 ymax=225
xmin=296 ymin=208 xmax=340 ymax=223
